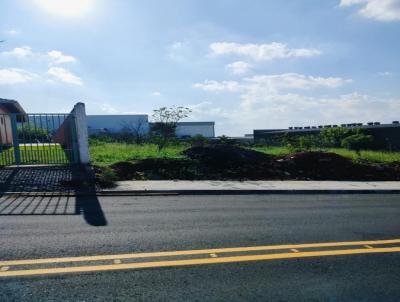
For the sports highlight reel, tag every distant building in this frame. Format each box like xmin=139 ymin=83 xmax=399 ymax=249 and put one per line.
xmin=254 ymin=121 xmax=400 ymax=150
xmin=0 ymin=98 xmax=26 ymax=145
xmin=87 ymin=115 xmax=149 ymax=135
xmin=87 ymin=115 xmax=215 ymax=138
xmin=174 ymin=122 xmax=215 ymax=138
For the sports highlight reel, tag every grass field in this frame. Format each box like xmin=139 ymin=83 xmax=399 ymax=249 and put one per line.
xmin=89 ymin=142 xmax=189 ymax=166
xmin=253 ymin=146 xmax=400 ymax=163
xmin=0 ymin=144 xmax=70 ymax=165
xmin=89 ymin=142 xmax=400 ymax=166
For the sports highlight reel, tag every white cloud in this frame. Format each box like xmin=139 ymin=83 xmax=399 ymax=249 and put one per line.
xmin=47 ymin=50 xmax=77 ymax=64
xmin=226 ymin=61 xmax=253 ymax=75
xmin=34 ymin=0 xmax=94 ymax=18
xmin=152 ymin=91 xmax=161 ymax=97
xmin=100 ymin=103 xmax=119 ymax=114
xmin=189 ymin=92 xmax=400 ymax=136
xmin=2 ymin=47 xmax=77 ymax=65
xmin=3 ymin=46 xmax=33 ymax=58
xmin=0 ymin=68 xmax=38 ymax=85
xmin=194 ymin=73 xmax=350 ymax=94
xmin=193 ymin=73 xmax=358 ymax=135
xmin=3 ymin=29 xmax=19 ymax=35
xmin=210 ymin=42 xmax=321 ymax=61
xmin=168 ymin=41 xmax=191 ymax=61
xmin=171 ymin=42 xmax=184 ymax=50
xmin=47 ymin=67 xmax=82 ymax=85
xmin=377 ymin=71 xmax=393 ymax=76
xmin=245 ymin=73 xmax=351 ymax=92
xmin=340 ymin=0 xmax=400 ymax=22
xmin=193 ymin=80 xmax=241 ymax=92
xmin=340 ymin=0 xmax=366 ymax=5
xmin=239 ymin=92 xmax=400 ymax=129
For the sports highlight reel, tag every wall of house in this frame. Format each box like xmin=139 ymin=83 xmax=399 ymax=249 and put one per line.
xmin=0 ymin=112 xmax=13 ymax=145
xmin=87 ymin=115 xmax=149 ymax=135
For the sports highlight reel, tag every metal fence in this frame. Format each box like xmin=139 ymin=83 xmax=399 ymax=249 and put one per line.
xmin=0 ymin=113 xmax=79 ymax=166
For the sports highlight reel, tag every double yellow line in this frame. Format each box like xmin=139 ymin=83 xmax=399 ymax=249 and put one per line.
xmin=1 ymin=238 xmax=400 ymax=277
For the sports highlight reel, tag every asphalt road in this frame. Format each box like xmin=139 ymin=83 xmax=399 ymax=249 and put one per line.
xmin=1 ymin=194 xmax=400 ymax=301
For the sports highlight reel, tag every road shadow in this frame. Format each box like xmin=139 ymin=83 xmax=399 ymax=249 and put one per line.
xmin=73 ymin=166 xmax=108 ymax=227
xmin=0 ymin=165 xmax=107 ymax=226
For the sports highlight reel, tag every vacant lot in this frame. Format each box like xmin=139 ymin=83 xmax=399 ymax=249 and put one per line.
xmin=90 ymin=142 xmax=400 ymax=166
xmin=90 ymin=142 xmax=188 ymax=166
xmin=89 ymin=142 xmax=400 ymax=185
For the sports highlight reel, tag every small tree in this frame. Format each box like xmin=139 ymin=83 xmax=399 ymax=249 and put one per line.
xmin=320 ymin=128 xmax=363 ymax=148
xmin=341 ymin=134 xmax=374 ymax=155
xmin=120 ymin=118 xmax=147 ymax=144
xmin=151 ymin=106 xmax=191 ymax=151
xmin=189 ymin=134 xmax=208 ymax=147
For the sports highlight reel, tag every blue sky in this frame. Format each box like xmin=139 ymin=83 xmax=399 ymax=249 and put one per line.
xmin=1 ymin=0 xmax=400 ymax=135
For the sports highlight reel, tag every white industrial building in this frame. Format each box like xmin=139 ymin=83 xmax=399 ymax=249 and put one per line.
xmin=87 ymin=115 xmax=215 ymax=138
xmin=174 ymin=122 xmax=215 ymax=138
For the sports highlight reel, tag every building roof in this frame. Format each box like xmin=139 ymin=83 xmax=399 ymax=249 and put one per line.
xmin=0 ymin=98 xmax=26 ymax=114
xmin=254 ymin=122 xmax=400 ymax=135
xmin=176 ymin=122 xmax=215 ymax=126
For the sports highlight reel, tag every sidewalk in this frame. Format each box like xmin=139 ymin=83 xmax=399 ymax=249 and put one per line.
xmin=101 ymin=180 xmax=400 ymax=195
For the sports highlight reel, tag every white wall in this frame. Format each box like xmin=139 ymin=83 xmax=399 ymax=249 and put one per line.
xmin=87 ymin=115 xmax=215 ymax=138
xmin=72 ymin=103 xmax=90 ymax=164
xmin=87 ymin=115 xmax=149 ymax=134
xmin=175 ymin=122 xmax=215 ymax=138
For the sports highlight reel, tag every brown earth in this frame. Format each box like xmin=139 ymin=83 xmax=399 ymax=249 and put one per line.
xmin=95 ymin=145 xmax=400 ymax=185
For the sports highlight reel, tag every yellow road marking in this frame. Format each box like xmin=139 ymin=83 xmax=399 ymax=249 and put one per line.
xmin=0 ymin=266 xmax=9 ymax=271
xmin=1 ymin=238 xmax=399 ymax=267
xmin=1 ymin=247 xmax=400 ymax=278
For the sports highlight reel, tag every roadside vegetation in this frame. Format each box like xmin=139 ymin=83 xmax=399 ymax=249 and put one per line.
xmin=90 ymin=135 xmax=400 ymax=186
xmin=86 ymin=107 xmax=400 ymax=185
xmin=252 ymin=146 xmax=400 ymax=164
xmin=90 ymin=139 xmax=188 ymax=166
xmin=90 ymin=140 xmax=400 ymax=167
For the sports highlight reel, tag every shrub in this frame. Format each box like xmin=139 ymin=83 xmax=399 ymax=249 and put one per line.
xmin=17 ymin=126 xmax=49 ymax=142
xmin=320 ymin=128 xmax=363 ymax=147
xmin=341 ymin=134 xmax=374 ymax=152
xmin=217 ymin=135 xmax=237 ymax=146
xmin=189 ymin=134 xmax=208 ymax=147
xmin=282 ymin=133 xmax=319 ymax=152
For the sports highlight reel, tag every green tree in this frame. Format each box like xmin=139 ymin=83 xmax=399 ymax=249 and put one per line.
xmin=320 ymin=128 xmax=363 ymax=147
xmin=341 ymin=134 xmax=374 ymax=154
xmin=151 ymin=106 xmax=191 ymax=151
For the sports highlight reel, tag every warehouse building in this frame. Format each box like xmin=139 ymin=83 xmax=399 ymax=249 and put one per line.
xmin=87 ymin=115 xmax=215 ymax=138
xmin=254 ymin=121 xmax=400 ymax=150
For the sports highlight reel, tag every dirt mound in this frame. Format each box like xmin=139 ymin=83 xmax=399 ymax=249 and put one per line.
xmin=183 ymin=144 xmax=273 ymax=168
xmin=110 ymin=161 xmax=139 ymax=180
xmin=274 ymin=151 xmax=399 ymax=180
xmin=95 ymin=149 xmax=400 ymax=186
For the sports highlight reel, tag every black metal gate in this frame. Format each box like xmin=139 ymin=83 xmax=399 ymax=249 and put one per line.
xmin=0 ymin=113 xmax=79 ymax=166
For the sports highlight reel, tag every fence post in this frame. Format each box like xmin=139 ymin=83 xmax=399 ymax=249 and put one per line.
xmin=10 ymin=113 xmax=21 ymax=165
xmin=72 ymin=102 xmax=90 ymax=164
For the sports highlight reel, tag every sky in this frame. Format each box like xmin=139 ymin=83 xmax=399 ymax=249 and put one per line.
xmin=1 ymin=0 xmax=400 ymax=136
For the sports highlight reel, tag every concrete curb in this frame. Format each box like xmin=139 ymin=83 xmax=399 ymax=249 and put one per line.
xmin=1 ymin=189 xmax=400 ymax=197
xmin=100 ymin=189 xmax=400 ymax=195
